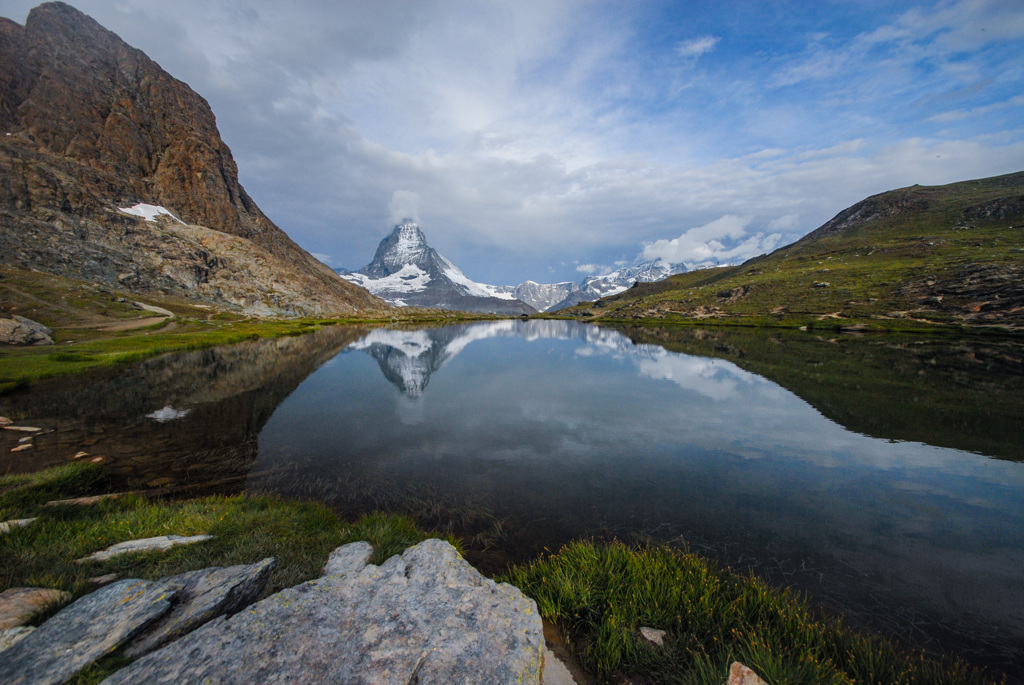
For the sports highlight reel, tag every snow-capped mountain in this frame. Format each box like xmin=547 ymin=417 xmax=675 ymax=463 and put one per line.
xmin=547 ymin=260 xmax=687 ymax=311
xmin=512 ymin=281 xmax=579 ymax=312
xmin=338 ymin=220 xmax=536 ymax=315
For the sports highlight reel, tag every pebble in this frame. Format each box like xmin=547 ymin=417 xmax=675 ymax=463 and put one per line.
xmin=0 ymin=416 xmax=11 ymax=426
xmin=10 ymin=444 xmax=32 ymax=452
xmin=3 ymin=426 xmax=41 ymax=432
xmin=71 ymin=451 xmax=89 ymax=460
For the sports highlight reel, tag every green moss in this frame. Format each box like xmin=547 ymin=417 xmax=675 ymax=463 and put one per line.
xmin=503 ymin=540 xmax=997 ymax=684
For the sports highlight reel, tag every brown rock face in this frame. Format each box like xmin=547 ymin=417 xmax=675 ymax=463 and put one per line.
xmin=0 ymin=2 xmax=384 ymax=316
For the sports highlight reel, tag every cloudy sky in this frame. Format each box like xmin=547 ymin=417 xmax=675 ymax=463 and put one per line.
xmin=7 ymin=0 xmax=1024 ymax=285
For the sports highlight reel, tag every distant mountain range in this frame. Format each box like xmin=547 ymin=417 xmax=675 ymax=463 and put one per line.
xmin=338 ymin=220 xmax=687 ymax=313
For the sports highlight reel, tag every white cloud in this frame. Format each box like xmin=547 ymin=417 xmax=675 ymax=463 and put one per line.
xmin=3 ymin=0 xmax=1020 ymax=285
xmin=575 ymin=263 xmax=604 ymax=275
xmin=639 ymin=214 xmax=786 ymax=268
xmin=676 ymin=35 xmax=720 ymax=59
xmin=388 ymin=190 xmax=421 ymax=225
xmin=311 ymin=252 xmax=334 ymax=266
xmin=928 ymin=94 xmax=1024 ymax=123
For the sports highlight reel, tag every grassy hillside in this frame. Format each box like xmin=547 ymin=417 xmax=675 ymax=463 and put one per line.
xmin=560 ymin=171 xmax=1024 ymax=331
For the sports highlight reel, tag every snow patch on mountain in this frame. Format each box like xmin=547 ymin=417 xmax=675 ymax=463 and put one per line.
xmin=118 ymin=203 xmax=184 ymax=224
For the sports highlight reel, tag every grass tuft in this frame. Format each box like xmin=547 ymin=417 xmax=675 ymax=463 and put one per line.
xmin=502 ymin=540 xmax=1000 ymax=685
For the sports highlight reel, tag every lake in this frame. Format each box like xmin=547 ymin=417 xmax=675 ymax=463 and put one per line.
xmin=3 ymin=320 xmax=1023 ymax=676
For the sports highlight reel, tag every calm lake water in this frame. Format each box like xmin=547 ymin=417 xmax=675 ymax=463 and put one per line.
xmin=3 ymin=320 xmax=1023 ymax=676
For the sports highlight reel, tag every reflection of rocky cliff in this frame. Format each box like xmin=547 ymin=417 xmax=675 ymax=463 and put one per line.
xmin=613 ymin=325 xmax=1024 ymax=461
xmin=0 ymin=325 xmax=366 ymax=486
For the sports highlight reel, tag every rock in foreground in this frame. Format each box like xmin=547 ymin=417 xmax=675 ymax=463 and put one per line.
xmin=103 ymin=539 xmax=544 ymax=684
xmin=0 ymin=579 xmax=177 ymax=685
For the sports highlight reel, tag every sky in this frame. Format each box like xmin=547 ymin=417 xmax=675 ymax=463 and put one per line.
xmin=5 ymin=0 xmax=1024 ymax=285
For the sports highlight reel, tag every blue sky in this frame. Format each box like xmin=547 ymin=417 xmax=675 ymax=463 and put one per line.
xmin=6 ymin=0 xmax=1024 ymax=285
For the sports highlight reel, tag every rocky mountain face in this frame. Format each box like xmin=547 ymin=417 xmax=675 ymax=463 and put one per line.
xmin=339 ymin=220 xmax=536 ymax=315
xmin=0 ymin=2 xmax=383 ymax=316
xmin=511 ymin=280 xmax=579 ymax=312
xmin=548 ymin=260 xmax=687 ymax=311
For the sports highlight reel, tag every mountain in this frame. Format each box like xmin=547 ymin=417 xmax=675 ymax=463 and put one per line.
xmin=0 ymin=2 xmax=383 ymax=317
xmin=560 ymin=171 xmax=1024 ymax=329
xmin=548 ymin=260 xmax=687 ymax=311
xmin=512 ymin=281 xmax=579 ymax=312
xmin=338 ymin=220 xmax=536 ymax=315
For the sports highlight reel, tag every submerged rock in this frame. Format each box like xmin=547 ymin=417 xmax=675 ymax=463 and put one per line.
xmin=102 ymin=539 xmax=544 ymax=684
xmin=0 ymin=579 xmax=177 ymax=685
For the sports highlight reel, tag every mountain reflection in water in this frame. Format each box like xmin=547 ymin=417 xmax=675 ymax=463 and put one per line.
xmin=2 ymin=320 xmax=1023 ymax=677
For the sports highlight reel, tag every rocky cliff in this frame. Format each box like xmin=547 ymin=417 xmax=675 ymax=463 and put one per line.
xmin=0 ymin=2 xmax=384 ymax=316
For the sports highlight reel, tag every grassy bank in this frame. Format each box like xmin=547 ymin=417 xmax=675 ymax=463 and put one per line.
xmin=504 ymin=541 xmax=998 ymax=684
xmin=0 ymin=463 xmax=456 ymax=618
xmin=1 ymin=464 xmax=1001 ymax=684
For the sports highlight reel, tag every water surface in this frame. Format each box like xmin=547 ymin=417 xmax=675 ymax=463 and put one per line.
xmin=2 ymin=320 xmax=1022 ymax=675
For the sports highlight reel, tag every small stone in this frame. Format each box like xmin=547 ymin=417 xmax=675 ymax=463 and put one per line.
xmin=0 ymin=626 xmax=35 ymax=653
xmin=0 ymin=588 xmax=72 ymax=629
xmin=71 ymin=451 xmax=90 ymax=460
xmin=10 ymin=444 xmax=32 ymax=452
xmin=0 ymin=518 xmax=36 ymax=535
xmin=0 ymin=579 xmax=177 ymax=685
xmin=542 ymin=647 xmax=578 ymax=685
xmin=639 ymin=626 xmax=666 ymax=646
xmin=89 ymin=456 xmax=106 ymax=464
xmin=728 ymin=661 xmax=769 ymax=685
xmin=0 ymin=416 xmax=11 ymax=426
xmin=88 ymin=574 xmax=120 ymax=587
xmin=45 ymin=493 xmax=126 ymax=507
xmin=18 ymin=436 xmax=33 ymax=443
xmin=3 ymin=426 xmax=41 ymax=432
xmin=76 ymin=534 xmax=214 ymax=563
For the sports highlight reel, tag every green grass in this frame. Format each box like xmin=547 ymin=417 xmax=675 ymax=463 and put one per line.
xmin=0 ymin=463 xmax=457 ymax=616
xmin=0 ymin=463 xmax=459 ymax=684
xmin=555 ymin=172 xmax=1024 ymax=332
xmin=503 ymin=540 xmax=999 ymax=684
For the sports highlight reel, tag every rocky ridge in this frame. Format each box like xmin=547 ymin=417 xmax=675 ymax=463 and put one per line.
xmin=0 ymin=2 xmax=383 ymax=317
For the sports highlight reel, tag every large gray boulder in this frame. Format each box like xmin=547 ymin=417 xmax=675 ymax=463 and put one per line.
xmin=123 ymin=557 xmax=277 ymax=658
xmin=102 ymin=539 xmax=544 ymax=684
xmin=0 ymin=579 xmax=177 ymax=685
xmin=0 ymin=315 xmax=53 ymax=345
